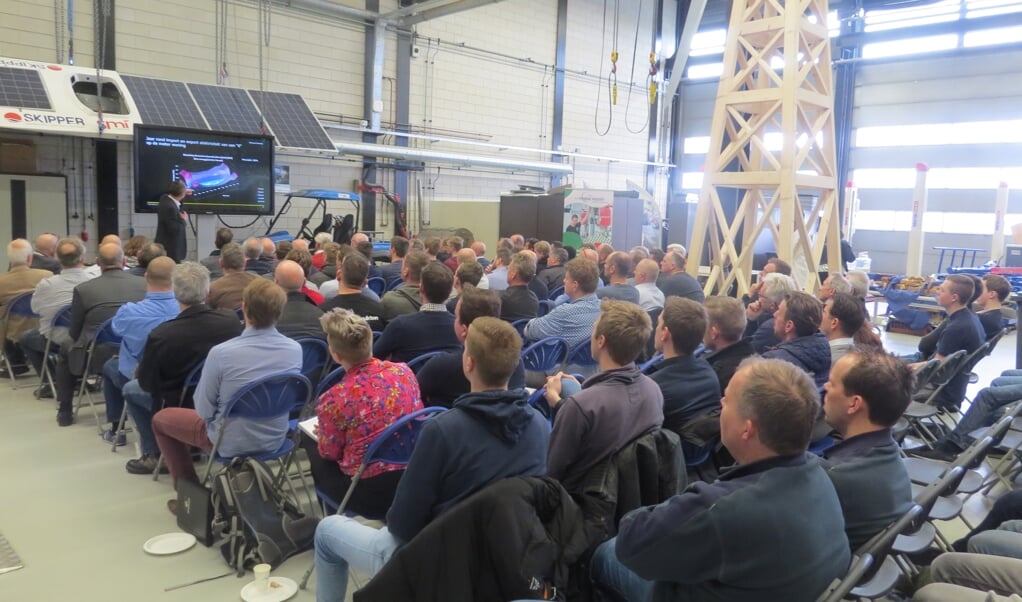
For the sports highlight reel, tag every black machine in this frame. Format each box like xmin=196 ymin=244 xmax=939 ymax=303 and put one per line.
xmin=264 ymin=189 xmax=360 ymax=244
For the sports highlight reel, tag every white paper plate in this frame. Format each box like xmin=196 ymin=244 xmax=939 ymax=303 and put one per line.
xmin=143 ymin=532 xmax=197 ymax=556
xmin=240 ymin=576 xmax=298 ymax=602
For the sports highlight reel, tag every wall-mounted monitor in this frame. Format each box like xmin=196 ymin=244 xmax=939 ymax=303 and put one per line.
xmin=133 ymin=125 xmax=274 ymax=215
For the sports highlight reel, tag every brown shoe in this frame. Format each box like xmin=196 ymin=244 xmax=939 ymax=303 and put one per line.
xmin=167 ymin=499 xmax=178 ymax=516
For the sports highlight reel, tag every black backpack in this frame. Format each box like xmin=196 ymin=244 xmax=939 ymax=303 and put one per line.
xmin=211 ymin=457 xmax=319 ymax=575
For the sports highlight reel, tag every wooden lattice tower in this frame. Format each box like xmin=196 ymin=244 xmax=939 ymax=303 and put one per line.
xmin=687 ymin=0 xmax=841 ymax=295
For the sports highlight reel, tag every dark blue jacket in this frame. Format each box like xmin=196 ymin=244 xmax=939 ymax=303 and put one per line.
xmin=616 ymin=454 xmax=850 ymax=602
xmin=763 ymin=332 xmax=832 ymax=390
xmin=385 ymin=389 xmax=549 ymax=543
xmin=373 ymin=310 xmax=460 ymax=364
xmin=647 ymin=355 xmax=721 ymax=432
xmin=744 ymin=314 xmax=780 ymax=353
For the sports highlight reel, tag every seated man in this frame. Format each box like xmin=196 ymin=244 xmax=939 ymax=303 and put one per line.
xmin=912 ymin=274 xmax=984 ymax=409
xmin=700 ymin=296 xmax=756 ymax=392
xmin=199 ymin=226 xmax=232 ymax=280
xmin=818 ymin=273 xmax=852 ymax=302
xmin=302 ymin=308 xmax=423 ymax=518
xmin=976 ymin=273 xmax=1010 ymax=339
xmin=763 ymin=291 xmax=831 ymax=390
xmin=31 ymin=232 xmax=62 ymax=274
xmin=656 ymin=250 xmax=704 ymax=303
xmin=284 ymin=248 xmax=324 ymax=305
xmin=524 ymin=257 xmax=602 ymax=350
xmin=915 ymin=552 xmax=1022 ymax=602
xmin=499 ymin=251 xmax=540 ymax=321
xmin=373 ymin=262 xmax=460 ymax=363
xmin=310 ymin=231 xmax=333 ymax=271
xmin=124 ymin=262 xmax=243 ymax=474
xmin=821 ymin=349 xmax=914 ymax=549
xmin=313 ymin=317 xmax=549 ymax=601
xmin=536 ymin=247 xmax=568 ymax=291
xmin=542 ymin=300 xmax=664 ymax=493
xmin=380 ymin=250 xmax=430 ymax=322
xmin=310 ymin=242 xmax=341 ymax=287
xmin=20 ymin=237 xmax=96 ymax=389
xmin=126 ymin=242 xmax=166 ymax=277
xmin=242 ymin=237 xmax=274 ymax=276
xmin=378 ymin=235 xmax=408 ymax=287
xmin=455 ymin=248 xmax=488 ymax=289
xmin=54 ymin=243 xmax=147 ymax=426
xmin=416 ymin=286 xmax=525 ymax=407
xmin=820 ymin=292 xmax=864 ymax=363
xmin=206 ymin=242 xmax=257 ymax=311
xmin=0 ymin=239 xmax=53 ymax=377
xmin=591 ymin=358 xmax=850 ymax=602
xmin=153 ymin=279 xmax=301 ymax=498
xmin=274 ymin=259 xmax=325 ymax=339
xmin=485 ymin=248 xmax=510 ymax=291
xmin=647 ymin=297 xmax=721 ymax=434
xmin=633 ymin=258 xmax=665 ymax=311
xmin=742 ymin=257 xmax=792 ymax=306
xmin=319 ymin=252 xmax=386 ymax=331
xmin=743 ymin=272 xmax=796 ymax=353
xmin=596 ymin=252 xmax=640 ymax=304
xmin=100 ymin=257 xmax=180 ymax=443
xmin=444 ymin=259 xmax=484 ymax=313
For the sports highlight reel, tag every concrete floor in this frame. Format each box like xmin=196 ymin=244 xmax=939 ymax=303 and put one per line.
xmin=0 ymin=326 xmax=1017 ymax=601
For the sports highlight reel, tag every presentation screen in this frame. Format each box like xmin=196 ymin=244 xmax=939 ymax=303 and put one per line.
xmin=134 ymin=125 xmax=274 ymax=215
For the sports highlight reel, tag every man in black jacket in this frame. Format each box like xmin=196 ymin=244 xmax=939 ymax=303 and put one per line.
xmin=373 ymin=262 xmax=460 ymax=363
xmin=313 ymin=317 xmax=549 ymax=600
xmin=500 ymin=251 xmax=540 ymax=321
xmin=123 ymin=262 xmax=242 ymax=474
xmin=591 ymin=358 xmax=850 ymax=602
xmin=700 ymin=296 xmax=756 ymax=392
xmin=153 ymin=180 xmax=189 ymax=262
xmin=274 ymin=259 xmax=325 ymax=339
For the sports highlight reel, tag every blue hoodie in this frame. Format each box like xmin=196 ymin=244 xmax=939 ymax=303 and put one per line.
xmin=762 ymin=332 xmax=832 ymax=390
xmin=385 ymin=388 xmax=549 ymax=543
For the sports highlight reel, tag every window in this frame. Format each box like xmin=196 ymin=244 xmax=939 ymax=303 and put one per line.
xmin=966 ymin=0 xmax=1022 ymax=19
xmin=863 ymin=0 xmax=961 ymax=33
xmin=681 ymin=172 xmax=704 ymax=190
xmin=690 ymin=29 xmax=726 ymax=57
xmin=686 ymin=62 xmax=724 ymax=80
xmin=861 ymin=34 xmax=959 ymax=59
xmin=853 ymin=167 xmax=1022 ymax=189
xmin=963 ymin=25 xmax=1022 ymax=47
xmin=854 ymin=209 xmax=1009 ymax=234
xmin=855 ymin=121 xmax=1022 ymax=147
xmin=683 ymin=136 xmax=710 ymax=154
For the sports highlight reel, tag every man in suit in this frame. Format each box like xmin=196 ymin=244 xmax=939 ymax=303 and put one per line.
xmin=208 ymin=242 xmax=257 ymax=311
xmin=0 ymin=239 xmax=54 ymax=377
xmin=124 ymin=262 xmax=243 ymax=475
xmin=154 ymin=181 xmax=190 ymax=262
xmin=53 ymin=242 xmax=147 ymax=426
xmin=274 ymin=259 xmax=325 ymax=340
xmin=32 ymin=233 xmax=62 ymax=274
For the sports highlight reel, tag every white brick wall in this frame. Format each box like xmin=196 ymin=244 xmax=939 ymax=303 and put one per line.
xmin=1 ymin=0 xmax=661 ymax=245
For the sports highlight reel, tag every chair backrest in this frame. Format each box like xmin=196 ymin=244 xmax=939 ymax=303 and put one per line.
xmin=93 ymin=317 xmax=122 ymax=347
xmin=221 ymin=371 xmax=312 ymax=422
xmin=639 ymin=353 xmax=664 ymax=374
xmin=536 ymin=299 xmax=556 ymax=317
xmin=372 ymin=330 xmax=383 ymax=344
xmin=366 ymin=276 xmax=386 ymax=296
xmin=521 ymin=336 xmax=570 ymax=372
xmin=985 ymin=327 xmax=1007 ymax=355
xmin=363 ymin=407 xmax=445 ymax=466
xmin=5 ymin=291 xmax=37 ymax=319
xmin=296 ymin=338 xmax=330 ymax=380
xmin=385 ymin=278 xmax=404 ymax=292
xmin=548 ymin=285 xmax=565 ymax=301
xmin=911 ymin=359 xmax=941 ymax=393
xmin=920 ymin=349 xmax=969 ymax=405
xmin=51 ymin=304 xmax=73 ymax=329
xmin=405 ymin=350 xmax=446 ymax=375
xmin=315 ymin=365 xmax=347 ymax=401
xmin=177 ymin=359 xmax=207 ymax=406
xmin=510 ymin=318 xmax=530 ymax=338
xmin=565 ymin=341 xmax=598 ymax=367
xmin=959 ymin=340 xmax=993 ymax=375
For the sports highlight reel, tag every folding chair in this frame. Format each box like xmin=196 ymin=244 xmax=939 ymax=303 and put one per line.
xmin=314 ymin=365 xmax=347 ymax=402
xmin=639 ymin=353 xmax=664 ymax=374
xmin=547 ymin=285 xmax=565 ymax=301
xmin=296 ymin=338 xmax=329 ymax=390
xmin=384 ymin=278 xmax=404 ymax=292
xmin=536 ymin=300 xmax=556 ymax=317
xmin=510 ymin=318 xmax=530 ymax=338
xmin=366 ymin=276 xmax=385 ymax=296
xmin=1 ymin=291 xmax=37 ymax=388
xmin=903 ymin=350 xmax=968 ymax=445
xmin=298 ymin=406 xmax=445 ymax=590
xmin=405 ymin=350 xmax=446 ymax=375
xmin=152 ymin=359 xmax=207 ymax=481
xmin=36 ymin=304 xmax=72 ymax=397
xmin=521 ymin=336 xmax=569 ymax=374
xmin=72 ymin=317 xmax=123 ymax=433
xmin=563 ymin=341 xmax=598 ymax=378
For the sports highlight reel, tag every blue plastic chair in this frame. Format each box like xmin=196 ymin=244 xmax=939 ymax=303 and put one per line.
xmin=808 ymin=436 xmax=836 ymax=457
xmin=521 ymin=337 xmax=570 ymax=373
xmin=37 ymin=304 xmax=73 ymax=395
xmin=314 ymin=365 xmax=347 ymax=402
xmin=526 ymin=386 xmax=554 ymax=424
xmin=405 ymin=350 xmax=446 ymax=375
xmin=511 ymin=319 xmax=530 ymax=338
xmin=2 ymin=291 xmax=37 ymax=387
xmin=372 ymin=330 xmax=383 ymax=344
xmin=639 ymin=353 xmax=664 ymax=374
xmin=565 ymin=341 xmax=598 ymax=367
xmin=548 ymin=285 xmax=565 ymax=301
xmin=74 ymin=317 xmax=124 ymax=430
xmin=537 ymin=300 xmax=556 ymax=317
xmin=367 ymin=277 xmax=386 ymax=296
xmin=177 ymin=359 xmax=206 ymax=407
xmin=385 ymin=278 xmax=404 ymax=292
xmin=296 ymin=338 xmax=330 ymax=388
xmin=202 ymin=371 xmax=313 ymax=483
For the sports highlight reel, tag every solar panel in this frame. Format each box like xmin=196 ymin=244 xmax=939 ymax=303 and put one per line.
xmin=0 ymin=67 xmax=52 ymax=110
xmin=187 ymin=83 xmax=265 ymax=135
xmin=248 ymin=90 xmax=334 ymax=150
xmin=121 ymin=75 xmax=207 ymax=130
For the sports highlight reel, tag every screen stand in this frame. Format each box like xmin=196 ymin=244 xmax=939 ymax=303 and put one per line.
xmin=195 ymin=214 xmax=216 ymax=262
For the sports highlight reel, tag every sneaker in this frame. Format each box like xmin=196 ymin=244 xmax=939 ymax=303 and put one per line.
xmin=33 ymin=384 xmax=54 ymax=399
xmin=0 ymin=365 xmax=30 ymax=379
xmin=126 ymin=455 xmax=167 ymax=475
xmin=101 ymin=429 xmax=127 ymax=447
xmin=56 ymin=411 xmax=74 ymax=427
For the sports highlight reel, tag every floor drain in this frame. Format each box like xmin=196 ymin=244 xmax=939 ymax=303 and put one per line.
xmin=0 ymin=533 xmax=24 ymax=575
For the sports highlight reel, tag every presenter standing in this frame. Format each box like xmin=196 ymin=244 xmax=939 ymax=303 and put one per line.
xmin=154 ymin=181 xmax=191 ymax=262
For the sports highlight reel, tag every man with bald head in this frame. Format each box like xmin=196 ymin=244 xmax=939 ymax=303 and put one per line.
xmin=0 ymin=239 xmax=53 ymax=378
xmin=85 ymin=234 xmax=124 ymax=277
xmin=456 ymin=247 xmax=488 ymax=289
xmin=634 ymin=258 xmax=665 ymax=311
xmin=596 ymin=251 xmax=641 ymax=304
xmin=54 ymin=242 xmax=147 ymax=426
xmin=99 ymin=256 xmax=180 ymax=443
xmin=471 ymin=241 xmax=490 ymax=269
xmin=32 ymin=233 xmax=61 ymax=274
xmin=291 ymin=238 xmax=311 ymax=253
xmin=274 ymin=259 xmax=325 ymax=339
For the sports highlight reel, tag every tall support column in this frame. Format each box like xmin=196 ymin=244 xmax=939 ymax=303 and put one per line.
xmin=993 ymin=182 xmax=1009 ymax=263
xmin=361 ymin=0 xmax=382 ymax=232
xmin=906 ymin=162 xmax=929 ymax=276
xmin=550 ymin=0 xmax=568 ymax=189
xmin=687 ymin=0 xmax=841 ymax=295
